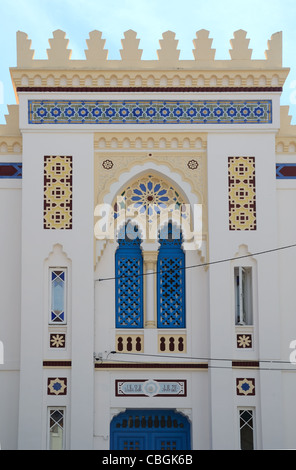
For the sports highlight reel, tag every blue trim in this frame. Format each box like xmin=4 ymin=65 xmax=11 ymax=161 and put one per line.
xmin=276 ymin=163 xmax=296 ymax=179
xmin=0 ymin=163 xmax=22 ymax=179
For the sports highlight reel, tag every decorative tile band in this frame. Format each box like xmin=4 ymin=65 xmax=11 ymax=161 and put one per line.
xmin=232 ymin=361 xmax=259 ymax=368
xmin=0 ymin=163 xmax=22 ymax=179
xmin=28 ymin=99 xmax=272 ymax=125
xmin=276 ymin=163 xmax=296 ymax=179
xmin=95 ymin=362 xmax=208 ymax=369
xmin=43 ymin=360 xmax=72 ymax=367
xmin=19 ymin=86 xmax=283 ymax=93
xmin=228 ymin=156 xmax=256 ymax=231
xmin=44 ymin=155 xmax=73 ymax=229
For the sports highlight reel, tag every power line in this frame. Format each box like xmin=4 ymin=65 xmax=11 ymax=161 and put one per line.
xmin=106 ymin=350 xmax=294 ymax=365
xmin=94 ymin=243 xmax=296 ymax=373
xmin=96 ymin=242 xmax=296 ymax=282
xmin=95 ymin=352 xmax=296 ymax=372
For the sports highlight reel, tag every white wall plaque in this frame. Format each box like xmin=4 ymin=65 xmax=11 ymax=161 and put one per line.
xmin=115 ymin=379 xmax=187 ymax=397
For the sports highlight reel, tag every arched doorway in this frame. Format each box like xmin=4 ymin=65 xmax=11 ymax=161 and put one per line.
xmin=110 ymin=409 xmax=191 ymax=450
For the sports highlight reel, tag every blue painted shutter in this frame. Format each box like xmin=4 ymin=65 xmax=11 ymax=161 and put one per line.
xmin=115 ymin=224 xmax=143 ymax=328
xmin=157 ymin=223 xmax=185 ymax=328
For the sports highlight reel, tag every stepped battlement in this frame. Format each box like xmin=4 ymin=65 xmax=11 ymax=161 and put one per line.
xmin=11 ymin=29 xmax=289 ymax=90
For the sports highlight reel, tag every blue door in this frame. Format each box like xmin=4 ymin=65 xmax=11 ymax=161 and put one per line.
xmin=110 ymin=409 xmax=191 ymax=450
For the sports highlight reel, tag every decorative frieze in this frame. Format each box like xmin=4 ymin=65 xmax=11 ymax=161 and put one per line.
xmin=28 ymin=99 xmax=272 ymax=125
xmin=94 ymin=133 xmax=206 ymax=151
xmin=0 ymin=140 xmax=22 ymax=154
xmin=95 ymin=362 xmax=207 ymax=369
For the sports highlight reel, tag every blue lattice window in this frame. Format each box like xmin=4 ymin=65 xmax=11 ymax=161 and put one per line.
xmin=115 ymin=224 xmax=143 ymax=328
xmin=157 ymin=223 xmax=185 ymax=328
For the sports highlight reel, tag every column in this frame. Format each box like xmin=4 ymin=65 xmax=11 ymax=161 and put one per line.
xmin=143 ymin=251 xmax=158 ymax=328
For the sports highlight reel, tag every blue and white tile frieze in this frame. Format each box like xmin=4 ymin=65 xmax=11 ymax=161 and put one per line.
xmin=28 ymin=99 xmax=272 ymax=124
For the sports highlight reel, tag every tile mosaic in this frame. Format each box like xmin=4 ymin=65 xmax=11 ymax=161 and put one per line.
xmin=49 ymin=333 xmax=66 ymax=348
xmin=237 ymin=333 xmax=253 ymax=349
xmin=0 ymin=163 xmax=22 ymax=178
xmin=28 ymin=99 xmax=272 ymax=125
xmin=228 ymin=156 xmax=256 ymax=230
xmin=47 ymin=377 xmax=67 ymax=395
xmin=276 ymin=163 xmax=296 ymax=179
xmin=236 ymin=378 xmax=255 ymax=396
xmin=44 ymin=155 xmax=72 ymax=229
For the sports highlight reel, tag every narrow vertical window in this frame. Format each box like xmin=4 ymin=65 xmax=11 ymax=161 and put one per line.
xmin=50 ymin=269 xmax=66 ymax=324
xmin=115 ymin=223 xmax=143 ymax=328
xmin=48 ymin=408 xmax=65 ymax=450
xmin=239 ymin=409 xmax=255 ymax=450
xmin=157 ymin=223 xmax=185 ymax=328
xmin=234 ymin=267 xmax=253 ymax=325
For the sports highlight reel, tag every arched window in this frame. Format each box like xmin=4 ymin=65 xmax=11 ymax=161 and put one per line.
xmin=115 ymin=223 xmax=143 ymax=328
xmin=157 ymin=222 xmax=186 ymax=328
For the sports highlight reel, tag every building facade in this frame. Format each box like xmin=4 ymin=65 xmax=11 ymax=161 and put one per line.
xmin=1 ymin=28 xmax=296 ymax=450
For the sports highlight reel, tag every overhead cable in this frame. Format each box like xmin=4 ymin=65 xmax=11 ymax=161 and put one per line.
xmin=96 ymin=242 xmax=296 ymax=282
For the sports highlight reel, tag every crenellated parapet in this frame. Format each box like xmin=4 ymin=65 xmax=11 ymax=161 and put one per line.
xmin=276 ymin=106 xmax=296 ymax=153
xmin=0 ymin=105 xmax=22 ymax=154
xmin=10 ymin=29 xmax=289 ymax=91
xmin=3 ymin=28 xmax=296 ymax=158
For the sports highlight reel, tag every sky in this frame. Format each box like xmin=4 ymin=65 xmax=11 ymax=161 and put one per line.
xmin=0 ymin=0 xmax=296 ymax=123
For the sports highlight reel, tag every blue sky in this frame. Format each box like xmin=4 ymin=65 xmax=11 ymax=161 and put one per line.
xmin=0 ymin=0 xmax=296 ymax=123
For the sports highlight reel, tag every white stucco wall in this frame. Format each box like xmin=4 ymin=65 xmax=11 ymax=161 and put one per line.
xmin=0 ymin=168 xmax=21 ymax=449
xmin=17 ymin=131 xmax=95 ymax=449
xmin=2 ymin=86 xmax=296 ymax=449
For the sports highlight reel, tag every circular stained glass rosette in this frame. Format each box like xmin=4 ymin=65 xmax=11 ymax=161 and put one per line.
xmin=113 ymin=175 xmax=187 ymax=223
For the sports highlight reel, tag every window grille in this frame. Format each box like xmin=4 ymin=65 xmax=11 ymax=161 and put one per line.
xmin=48 ymin=408 xmax=65 ymax=450
xmin=115 ymin=223 xmax=143 ymax=328
xmin=239 ymin=409 xmax=255 ymax=450
xmin=50 ymin=269 xmax=66 ymax=323
xmin=157 ymin=223 xmax=185 ymax=328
